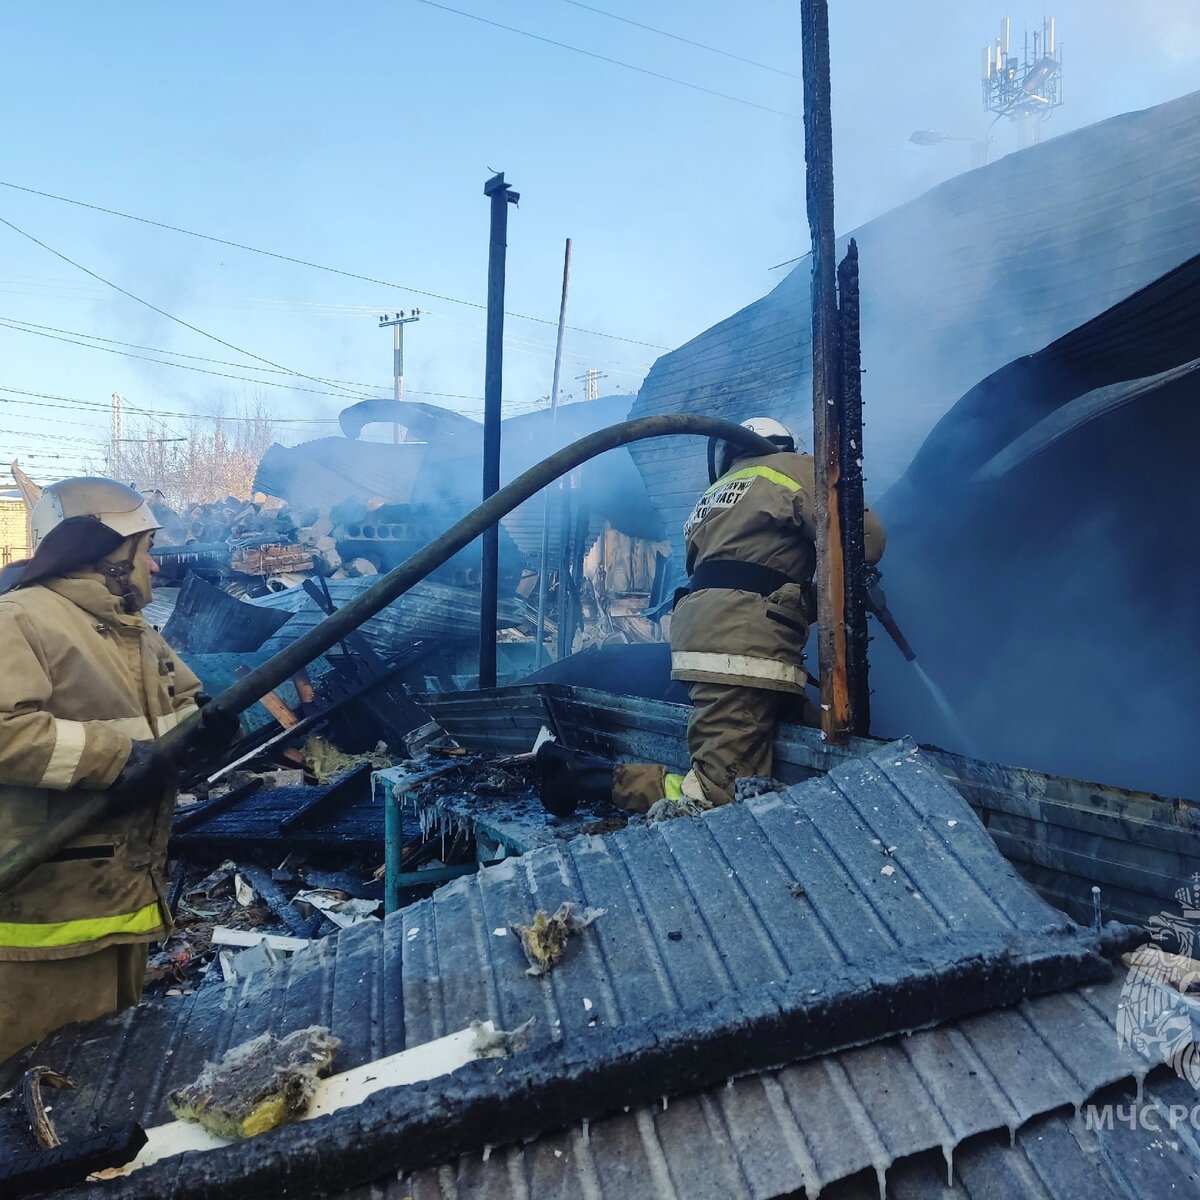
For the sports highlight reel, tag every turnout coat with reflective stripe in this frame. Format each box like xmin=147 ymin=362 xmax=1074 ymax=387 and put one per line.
xmin=670 ymin=452 xmax=885 ymax=694
xmin=0 ymin=574 xmax=201 ymax=961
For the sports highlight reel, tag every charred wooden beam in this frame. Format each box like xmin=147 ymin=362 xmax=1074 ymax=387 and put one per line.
xmin=801 ymin=0 xmax=851 ymax=744
xmin=837 ymin=239 xmax=870 ymax=736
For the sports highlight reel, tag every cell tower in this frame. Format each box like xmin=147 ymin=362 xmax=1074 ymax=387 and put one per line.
xmin=981 ymin=17 xmax=1063 ymax=149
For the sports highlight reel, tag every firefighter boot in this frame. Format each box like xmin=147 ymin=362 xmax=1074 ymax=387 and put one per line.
xmin=536 ymin=742 xmax=615 ymax=819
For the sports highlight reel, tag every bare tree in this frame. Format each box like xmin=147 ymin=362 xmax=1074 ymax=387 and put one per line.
xmin=111 ymin=398 xmax=277 ymax=510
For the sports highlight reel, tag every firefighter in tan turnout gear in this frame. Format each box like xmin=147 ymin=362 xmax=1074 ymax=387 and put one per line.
xmin=0 ymin=478 xmax=223 ymax=1063
xmin=538 ymin=418 xmax=885 ymax=818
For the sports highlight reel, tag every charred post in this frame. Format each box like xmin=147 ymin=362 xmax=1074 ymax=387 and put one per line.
xmin=801 ymin=0 xmax=851 ymax=743
xmin=480 ymin=172 xmax=519 ymax=689
xmin=837 ymin=239 xmax=870 ymax=735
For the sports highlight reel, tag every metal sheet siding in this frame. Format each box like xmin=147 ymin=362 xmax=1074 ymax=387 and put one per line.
xmin=627 ymin=91 xmax=1200 ymax=566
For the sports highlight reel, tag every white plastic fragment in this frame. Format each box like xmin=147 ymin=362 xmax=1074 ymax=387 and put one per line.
xmin=406 ymin=926 xmax=421 ymax=942
xmin=582 ymin=997 xmax=593 ymax=1011
xmin=947 ymin=819 xmax=959 ymax=828
xmin=295 ymin=889 xmax=381 ymax=930
xmin=493 ymin=927 xmax=508 ymax=937
xmin=881 ymin=864 xmax=896 ymax=876
xmin=233 ymin=874 xmax=255 ymax=908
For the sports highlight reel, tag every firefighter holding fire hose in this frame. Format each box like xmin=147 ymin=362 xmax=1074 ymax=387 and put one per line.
xmin=538 ymin=418 xmax=886 ymax=819
xmin=0 ymin=478 xmax=234 ymax=1062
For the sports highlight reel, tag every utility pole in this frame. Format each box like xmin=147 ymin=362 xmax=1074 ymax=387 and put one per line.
xmin=535 ymin=237 xmax=573 ymax=669
xmin=801 ymin=0 xmax=852 ymax=744
xmin=479 ymin=172 xmax=519 ymax=689
xmin=574 ymin=368 xmax=606 ymax=401
xmin=109 ymin=393 xmax=124 ymax=478
xmin=377 ymin=310 xmax=420 ymax=443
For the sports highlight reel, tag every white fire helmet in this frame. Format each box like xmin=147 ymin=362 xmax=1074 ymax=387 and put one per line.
xmin=31 ymin=477 xmax=160 ymax=553
xmin=710 ymin=416 xmax=799 ymax=481
xmin=740 ymin=416 xmax=796 ymax=451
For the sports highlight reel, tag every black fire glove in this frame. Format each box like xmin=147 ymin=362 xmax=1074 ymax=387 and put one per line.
xmin=110 ymin=740 xmax=176 ymax=803
xmin=185 ymin=694 xmax=243 ymax=761
xmin=170 ymin=696 xmax=242 ymax=777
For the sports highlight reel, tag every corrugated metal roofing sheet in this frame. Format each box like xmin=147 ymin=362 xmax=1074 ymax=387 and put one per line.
xmin=868 ymin=1070 xmax=1200 ymax=1200
xmin=3 ymin=742 xmax=1122 ymax=1200
xmin=627 ymin=90 xmax=1200 ymax=566
xmin=254 ymin=438 xmax=431 ymax=509
xmin=417 ymin=684 xmax=1200 ymax=930
xmin=249 ymin=577 xmax=525 ymax=652
xmin=176 ymin=650 xmax=332 ymax=732
xmin=398 ymin=976 xmax=1151 ymax=1200
xmin=160 ymin=572 xmax=291 ymax=653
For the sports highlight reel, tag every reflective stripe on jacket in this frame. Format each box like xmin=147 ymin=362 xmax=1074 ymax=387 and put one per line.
xmin=0 ymin=573 xmax=201 ymax=961
xmin=670 ymin=452 xmax=885 ymax=694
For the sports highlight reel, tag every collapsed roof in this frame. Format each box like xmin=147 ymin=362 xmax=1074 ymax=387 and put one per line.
xmin=2 ymin=742 xmax=1153 ymax=1200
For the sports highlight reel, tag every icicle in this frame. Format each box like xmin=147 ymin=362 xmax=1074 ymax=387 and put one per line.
xmin=942 ymin=1141 xmax=954 ymax=1186
xmin=661 ymin=1095 xmax=669 ymax=1112
xmin=482 ymin=1144 xmax=493 ymax=1163
xmin=581 ymin=1118 xmax=590 ymax=1146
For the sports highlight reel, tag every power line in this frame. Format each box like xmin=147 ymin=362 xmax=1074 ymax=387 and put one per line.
xmin=558 ymin=0 xmax=800 ymax=79
xmin=0 ymin=320 xmax=392 ymax=403
xmin=0 ymin=312 xmax=640 ymax=393
xmin=0 ymin=180 xmax=669 ymax=350
xmin=0 ymin=384 xmax=342 ymax=426
xmin=0 ymin=214 xmax=373 ymax=400
xmin=0 ymin=318 xmax=488 ymax=402
xmin=413 ymin=0 xmax=800 ymax=119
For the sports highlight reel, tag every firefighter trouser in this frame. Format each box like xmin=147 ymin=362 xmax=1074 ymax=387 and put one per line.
xmin=612 ymin=681 xmax=783 ymax=813
xmin=0 ymin=943 xmax=148 ymax=1065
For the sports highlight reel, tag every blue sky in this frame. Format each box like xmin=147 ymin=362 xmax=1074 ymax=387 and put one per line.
xmin=2 ymin=1 xmax=1197 ymax=481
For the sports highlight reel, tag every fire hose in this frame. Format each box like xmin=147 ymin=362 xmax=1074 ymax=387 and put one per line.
xmin=0 ymin=415 xmax=782 ymax=896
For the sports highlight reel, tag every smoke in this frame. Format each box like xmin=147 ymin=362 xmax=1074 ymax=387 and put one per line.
xmin=1148 ymin=2 xmax=1200 ymax=64
xmin=872 ymin=345 xmax=1200 ymax=800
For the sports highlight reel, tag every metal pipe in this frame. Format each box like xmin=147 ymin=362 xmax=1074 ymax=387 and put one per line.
xmin=384 ymin=778 xmax=402 ymax=915
xmin=0 ymin=415 xmax=777 ymax=896
xmin=535 ymin=237 xmax=573 ymax=668
xmin=480 ymin=172 xmax=520 ymax=689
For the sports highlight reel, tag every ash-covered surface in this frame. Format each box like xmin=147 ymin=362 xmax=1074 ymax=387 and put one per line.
xmin=377 ymin=758 xmax=627 ymax=856
xmin=0 ymin=740 xmax=1121 ymax=1200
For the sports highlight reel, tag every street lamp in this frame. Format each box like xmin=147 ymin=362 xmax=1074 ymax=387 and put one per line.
xmin=909 ymin=127 xmax=994 ymax=167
